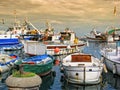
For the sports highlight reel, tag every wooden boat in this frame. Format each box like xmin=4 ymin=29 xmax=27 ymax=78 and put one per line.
xmin=15 ymin=54 xmax=54 ymax=76
xmin=61 ymin=53 xmax=103 ymax=85
xmin=21 ymin=29 xmax=85 ymax=56
xmin=0 ymin=54 xmax=18 ymax=73
xmin=101 ymin=41 xmax=120 ymax=75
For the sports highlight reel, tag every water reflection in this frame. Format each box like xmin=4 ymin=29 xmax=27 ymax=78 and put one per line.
xmin=61 ymin=80 xmax=102 ymax=90
xmin=103 ymin=71 xmax=120 ymax=90
xmin=39 ymin=71 xmax=55 ymax=90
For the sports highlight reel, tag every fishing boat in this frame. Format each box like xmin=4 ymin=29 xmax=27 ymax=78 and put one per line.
xmin=101 ymin=41 xmax=120 ymax=75
xmin=85 ymin=29 xmax=107 ymax=42
xmin=15 ymin=54 xmax=54 ymax=76
xmin=0 ymin=54 xmax=18 ymax=73
xmin=0 ymin=15 xmax=41 ymax=51
xmin=85 ymin=27 xmax=120 ymax=42
xmin=21 ymin=28 xmax=85 ymax=56
xmin=0 ymin=21 xmax=28 ymax=51
xmin=106 ymin=28 xmax=120 ymax=42
xmin=60 ymin=52 xmax=103 ymax=85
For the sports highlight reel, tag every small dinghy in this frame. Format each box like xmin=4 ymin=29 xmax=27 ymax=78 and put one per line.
xmin=15 ymin=54 xmax=54 ymax=76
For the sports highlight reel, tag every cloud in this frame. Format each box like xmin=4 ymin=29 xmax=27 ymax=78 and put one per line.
xmin=0 ymin=0 xmax=119 ymax=28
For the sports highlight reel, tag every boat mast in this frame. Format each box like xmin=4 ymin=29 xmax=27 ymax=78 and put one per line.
xmin=14 ymin=10 xmax=17 ymax=24
xmin=29 ymin=21 xmax=41 ymax=34
xmin=46 ymin=20 xmax=52 ymax=31
xmin=45 ymin=20 xmax=54 ymax=35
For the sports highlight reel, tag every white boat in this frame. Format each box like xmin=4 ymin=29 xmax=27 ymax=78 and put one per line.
xmin=84 ymin=27 xmax=120 ymax=42
xmin=61 ymin=52 xmax=103 ymax=85
xmin=0 ymin=54 xmax=19 ymax=73
xmin=84 ymin=28 xmax=107 ymax=42
xmin=21 ymin=29 xmax=85 ymax=56
xmin=101 ymin=41 xmax=120 ymax=75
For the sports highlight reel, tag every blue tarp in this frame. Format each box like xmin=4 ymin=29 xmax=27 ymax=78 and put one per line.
xmin=23 ymin=54 xmax=51 ymax=62
xmin=0 ymin=39 xmax=19 ymax=45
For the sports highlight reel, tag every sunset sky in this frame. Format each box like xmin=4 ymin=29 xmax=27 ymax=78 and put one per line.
xmin=0 ymin=0 xmax=120 ymax=36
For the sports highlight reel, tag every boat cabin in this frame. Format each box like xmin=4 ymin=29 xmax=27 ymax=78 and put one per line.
xmin=51 ymin=31 xmax=76 ymax=42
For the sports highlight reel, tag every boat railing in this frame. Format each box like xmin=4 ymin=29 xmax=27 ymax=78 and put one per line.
xmin=46 ymin=48 xmax=80 ymax=56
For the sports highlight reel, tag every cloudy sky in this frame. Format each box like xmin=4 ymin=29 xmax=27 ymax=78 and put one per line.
xmin=0 ymin=0 xmax=120 ymax=36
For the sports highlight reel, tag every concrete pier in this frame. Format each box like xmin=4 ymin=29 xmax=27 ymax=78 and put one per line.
xmin=6 ymin=74 xmax=42 ymax=90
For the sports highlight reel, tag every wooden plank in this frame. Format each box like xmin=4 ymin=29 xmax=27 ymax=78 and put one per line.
xmin=71 ymin=54 xmax=91 ymax=62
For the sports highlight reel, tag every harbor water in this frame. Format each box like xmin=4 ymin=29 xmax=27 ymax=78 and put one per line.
xmin=0 ymin=41 xmax=120 ymax=90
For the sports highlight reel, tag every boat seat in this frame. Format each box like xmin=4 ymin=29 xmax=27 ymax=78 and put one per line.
xmin=71 ymin=54 xmax=91 ymax=62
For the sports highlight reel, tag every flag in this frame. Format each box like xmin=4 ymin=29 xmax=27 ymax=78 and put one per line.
xmin=114 ymin=6 xmax=117 ymax=16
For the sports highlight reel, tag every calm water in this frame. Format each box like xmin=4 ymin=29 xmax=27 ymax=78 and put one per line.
xmin=0 ymin=41 xmax=120 ymax=90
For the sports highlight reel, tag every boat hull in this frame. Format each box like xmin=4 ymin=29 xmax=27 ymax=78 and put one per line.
xmin=23 ymin=61 xmax=53 ymax=76
xmin=101 ymin=42 xmax=120 ymax=76
xmin=104 ymin=57 xmax=120 ymax=75
xmin=62 ymin=65 xmax=102 ymax=85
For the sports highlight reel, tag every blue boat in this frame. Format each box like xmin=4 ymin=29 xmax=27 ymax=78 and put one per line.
xmin=0 ymin=54 xmax=19 ymax=73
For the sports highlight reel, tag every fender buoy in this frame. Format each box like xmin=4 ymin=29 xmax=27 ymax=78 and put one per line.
xmin=54 ymin=47 xmax=60 ymax=53
xmin=103 ymin=64 xmax=108 ymax=73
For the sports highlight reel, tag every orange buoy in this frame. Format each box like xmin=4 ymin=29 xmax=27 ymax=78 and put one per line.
xmin=54 ymin=47 xmax=60 ymax=53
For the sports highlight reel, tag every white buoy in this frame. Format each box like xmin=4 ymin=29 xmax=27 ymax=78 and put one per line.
xmin=103 ymin=64 xmax=108 ymax=73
